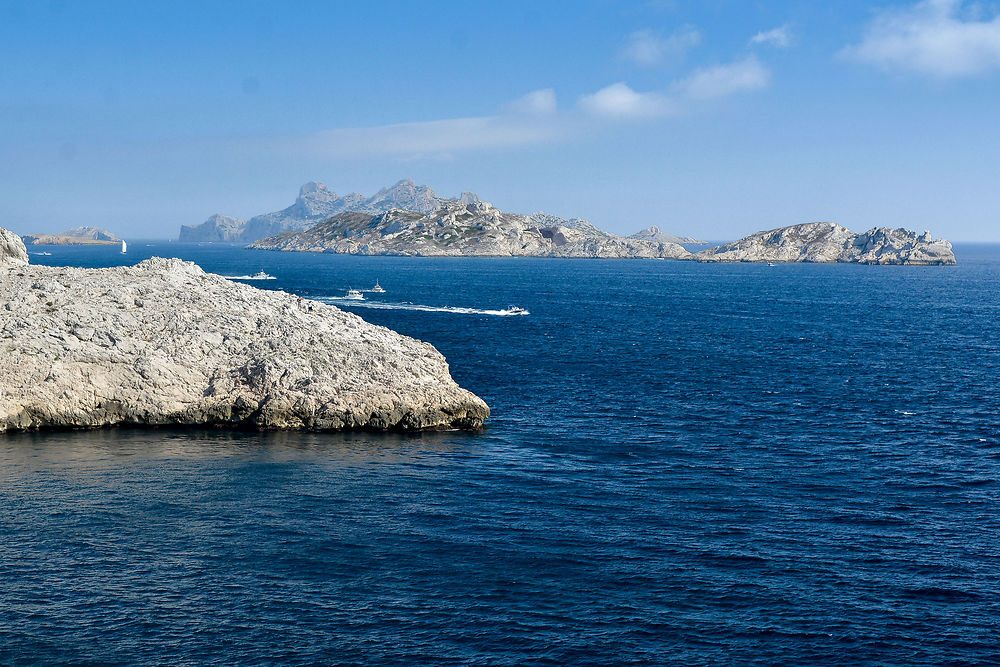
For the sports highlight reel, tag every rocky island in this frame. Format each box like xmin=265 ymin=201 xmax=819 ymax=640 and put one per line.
xmin=248 ymin=200 xmax=690 ymax=259
xmin=22 ymin=226 xmax=121 ymax=246
xmin=0 ymin=227 xmax=488 ymax=433
xmin=185 ymin=179 xmax=695 ymax=258
xmin=695 ymin=222 xmax=956 ymax=265
xmin=629 ymin=226 xmax=707 ymax=245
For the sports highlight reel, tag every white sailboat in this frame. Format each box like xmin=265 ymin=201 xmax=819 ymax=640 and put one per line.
xmin=121 ymin=240 xmax=127 ymax=254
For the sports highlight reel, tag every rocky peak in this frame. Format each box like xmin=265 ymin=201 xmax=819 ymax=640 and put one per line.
xmin=291 ymin=182 xmax=341 ymax=217
xmin=366 ymin=179 xmax=441 ymax=212
xmin=298 ymin=181 xmax=330 ymax=197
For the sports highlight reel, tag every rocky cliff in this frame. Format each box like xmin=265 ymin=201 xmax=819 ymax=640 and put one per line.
xmin=695 ymin=222 xmax=956 ymax=265
xmin=248 ymin=200 xmax=691 ymax=259
xmin=0 ymin=229 xmax=488 ymax=433
xmin=178 ymin=214 xmax=247 ymax=243
xmin=179 ymin=179 xmax=479 ymax=243
xmin=22 ymin=226 xmax=120 ymax=246
xmin=1 ymin=228 xmax=29 ymax=266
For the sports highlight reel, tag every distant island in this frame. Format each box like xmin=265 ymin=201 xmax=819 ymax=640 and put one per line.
xmin=694 ymin=222 xmax=956 ymax=265
xmin=183 ymin=179 xmax=956 ymax=264
xmin=22 ymin=226 xmax=120 ymax=246
xmin=629 ymin=225 xmax=707 ymax=245
xmin=181 ymin=179 xmax=698 ymax=258
xmin=180 ymin=180 xmax=485 ymax=243
xmin=249 ymin=207 xmax=955 ymax=265
xmin=248 ymin=200 xmax=690 ymax=259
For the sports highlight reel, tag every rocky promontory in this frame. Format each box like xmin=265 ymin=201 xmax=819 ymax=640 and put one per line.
xmin=0 ymin=228 xmax=488 ymax=433
xmin=22 ymin=226 xmax=120 ymax=246
xmin=695 ymin=223 xmax=956 ymax=265
xmin=249 ymin=200 xmax=691 ymax=259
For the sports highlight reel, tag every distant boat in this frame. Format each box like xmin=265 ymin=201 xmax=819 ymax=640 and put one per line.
xmin=345 ymin=288 xmax=365 ymax=300
xmin=767 ymin=262 xmax=775 ymax=267
xmin=502 ymin=306 xmax=528 ymax=315
xmin=370 ymin=279 xmax=386 ymax=293
xmin=250 ymin=271 xmax=275 ymax=280
xmin=121 ymin=240 xmax=127 ymax=254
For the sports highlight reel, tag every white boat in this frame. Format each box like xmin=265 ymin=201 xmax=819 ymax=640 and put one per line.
xmin=370 ymin=280 xmax=385 ymax=293
xmin=345 ymin=289 xmax=365 ymax=300
xmin=503 ymin=306 xmax=528 ymax=315
xmin=767 ymin=262 xmax=775 ymax=267
xmin=121 ymin=240 xmax=127 ymax=254
xmin=250 ymin=271 xmax=275 ymax=280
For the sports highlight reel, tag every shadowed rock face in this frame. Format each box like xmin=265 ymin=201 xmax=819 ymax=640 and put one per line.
xmin=1 ymin=228 xmax=29 ymax=266
xmin=695 ymin=222 xmax=956 ymax=265
xmin=249 ymin=200 xmax=691 ymax=259
xmin=0 ymin=230 xmax=489 ymax=433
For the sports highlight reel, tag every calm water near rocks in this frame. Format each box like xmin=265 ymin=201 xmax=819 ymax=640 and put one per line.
xmin=4 ymin=243 xmax=1000 ymax=664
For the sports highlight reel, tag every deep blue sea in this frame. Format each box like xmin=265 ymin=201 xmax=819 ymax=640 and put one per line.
xmin=4 ymin=242 xmax=1000 ymax=665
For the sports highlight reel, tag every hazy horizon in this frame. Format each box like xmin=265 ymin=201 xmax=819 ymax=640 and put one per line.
xmin=3 ymin=0 xmax=1000 ymax=241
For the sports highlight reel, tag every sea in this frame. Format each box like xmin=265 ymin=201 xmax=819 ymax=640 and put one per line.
xmin=3 ymin=242 xmax=1000 ymax=665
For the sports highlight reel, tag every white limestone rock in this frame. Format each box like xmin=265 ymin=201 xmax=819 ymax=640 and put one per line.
xmin=695 ymin=222 xmax=956 ymax=265
xmin=0 ymin=237 xmax=489 ymax=433
xmin=1 ymin=228 xmax=29 ymax=266
xmin=249 ymin=201 xmax=691 ymax=259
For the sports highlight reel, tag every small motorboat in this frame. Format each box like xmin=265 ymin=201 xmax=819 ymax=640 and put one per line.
xmin=251 ymin=271 xmax=275 ymax=280
xmin=345 ymin=289 xmax=365 ymax=300
xmin=767 ymin=262 xmax=776 ymax=267
xmin=370 ymin=280 xmax=386 ymax=293
xmin=503 ymin=306 xmax=528 ymax=315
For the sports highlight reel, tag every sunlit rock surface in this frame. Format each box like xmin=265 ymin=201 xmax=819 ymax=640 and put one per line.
xmin=0 ymin=230 xmax=488 ymax=433
xmin=695 ymin=222 xmax=956 ymax=265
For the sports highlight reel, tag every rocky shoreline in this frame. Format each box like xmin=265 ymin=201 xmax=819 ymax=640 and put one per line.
xmin=0 ymin=228 xmax=488 ymax=434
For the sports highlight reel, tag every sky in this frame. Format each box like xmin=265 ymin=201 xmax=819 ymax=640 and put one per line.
xmin=2 ymin=0 xmax=999 ymax=241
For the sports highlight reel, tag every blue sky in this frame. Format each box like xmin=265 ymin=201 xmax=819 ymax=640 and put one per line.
xmin=2 ymin=0 xmax=999 ymax=240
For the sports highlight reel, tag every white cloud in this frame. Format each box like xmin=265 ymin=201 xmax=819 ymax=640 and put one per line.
xmin=277 ymin=53 xmax=772 ymax=160
xmin=293 ymin=115 xmax=566 ymax=158
xmin=577 ymin=82 xmax=674 ymax=118
xmin=673 ymin=56 xmax=771 ymax=100
xmin=750 ymin=24 xmax=792 ymax=48
xmin=506 ymin=88 xmax=558 ymax=114
xmin=620 ymin=27 xmax=701 ymax=66
xmin=841 ymin=0 xmax=1000 ymax=77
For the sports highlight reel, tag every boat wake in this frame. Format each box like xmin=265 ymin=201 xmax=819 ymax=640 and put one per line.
xmin=223 ymin=274 xmax=276 ymax=280
xmin=317 ymin=297 xmax=529 ymax=316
